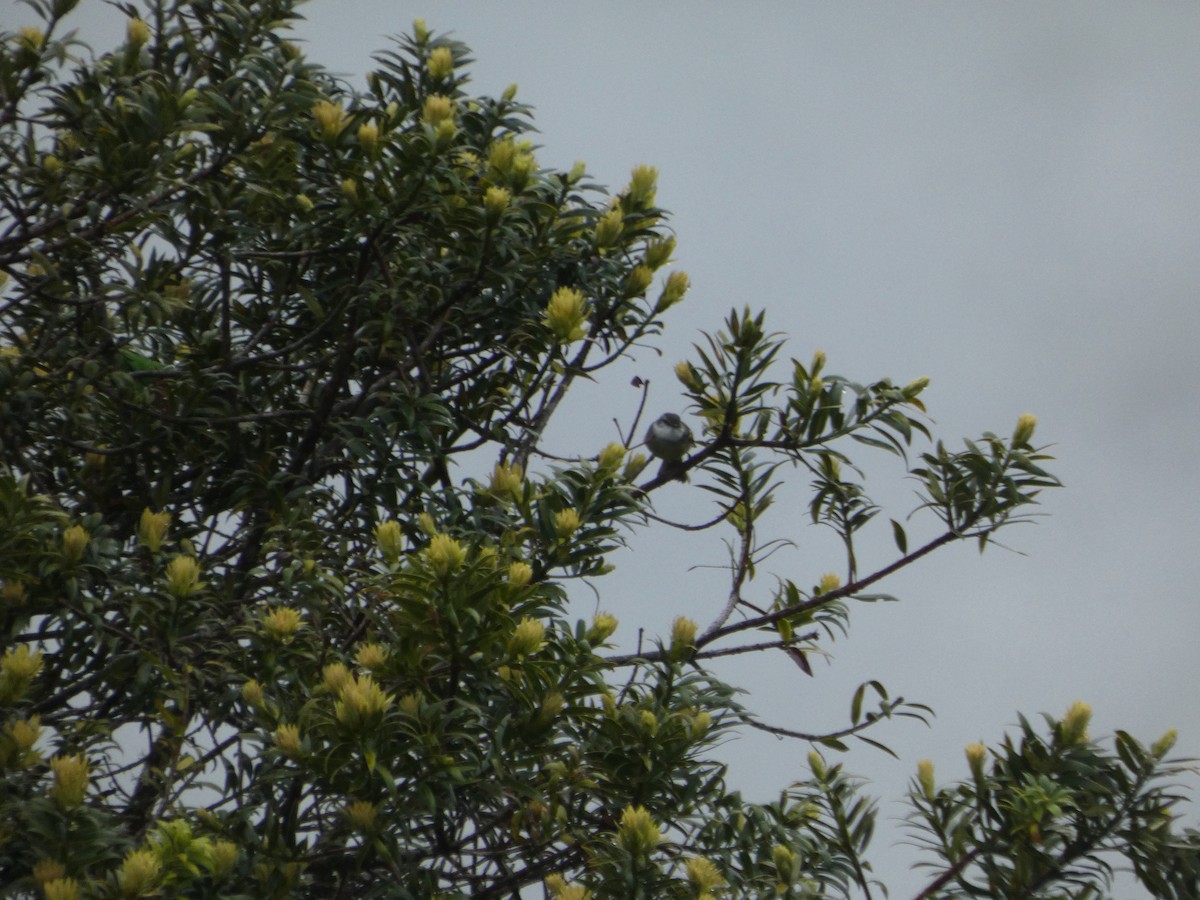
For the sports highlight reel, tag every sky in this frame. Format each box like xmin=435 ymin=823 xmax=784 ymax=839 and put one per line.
xmin=10 ymin=1 xmax=1200 ymax=895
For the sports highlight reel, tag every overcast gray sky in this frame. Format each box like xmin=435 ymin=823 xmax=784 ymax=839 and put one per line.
xmin=11 ymin=1 xmax=1200 ymax=894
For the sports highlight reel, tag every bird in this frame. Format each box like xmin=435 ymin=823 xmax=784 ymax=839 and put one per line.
xmin=644 ymin=412 xmax=694 ymax=481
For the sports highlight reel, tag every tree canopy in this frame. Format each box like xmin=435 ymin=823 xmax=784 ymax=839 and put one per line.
xmin=0 ymin=1 xmax=1197 ymax=897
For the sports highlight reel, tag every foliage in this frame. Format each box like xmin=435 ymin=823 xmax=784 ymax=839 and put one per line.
xmin=0 ymin=1 xmax=1195 ymax=897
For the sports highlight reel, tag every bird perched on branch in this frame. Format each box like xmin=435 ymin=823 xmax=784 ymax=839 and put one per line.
xmin=644 ymin=412 xmax=694 ymax=481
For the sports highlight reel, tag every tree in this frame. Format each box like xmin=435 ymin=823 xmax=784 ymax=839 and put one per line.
xmin=0 ymin=1 xmax=1196 ymax=897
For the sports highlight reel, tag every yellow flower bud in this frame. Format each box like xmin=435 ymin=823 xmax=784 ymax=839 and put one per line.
xmin=1152 ymin=728 xmax=1178 ymax=758
xmin=917 ymin=758 xmax=936 ymax=800
xmin=543 ymin=286 xmax=590 ymax=343
xmin=645 ymin=235 xmax=676 ymax=270
xmin=1 ymin=581 xmax=26 ymax=607
xmin=209 ymin=840 xmax=238 ymax=877
xmin=616 ymin=805 xmax=661 ymax=855
xmin=357 ymin=122 xmax=379 ymax=149
xmin=674 ymin=360 xmax=701 ymax=391
xmin=427 ymin=46 xmax=454 ymax=79
xmin=422 ymin=95 xmax=455 ymax=124
xmin=690 ymin=710 xmax=713 ymax=739
xmin=502 ymin=82 xmax=518 ymax=101
xmin=345 ymin=800 xmax=378 ymax=833
xmin=165 ymin=555 xmax=201 ymax=597
xmin=322 ymin=662 xmax=352 ymax=694
xmin=554 ymin=508 xmax=582 ymax=537
xmin=686 ymin=856 xmax=724 ymax=892
xmin=965 ymin=742 xmax=988 ymax=778
xmin=398 ymin=692 xmax=421 ymax=716
xmin=487 ymin=139 xmax=517 ymax=174
xmin=434 ymin=118 xmax=457 ymax=146
xmin=62 ymin=525 xmax=89 ymax=563
xmin=261 ymin=607 xmax=304 ymax=641
xmin=417 ymin=512 xmax=437 ymax=536
xmin=274 ymin=724 xmax=301 ymax=756
xmin=488 ymin=461 xmax=524 ymax=500
xmin=508 ymin=617 xmax=546 ymax=657
xmin=1014 ymin=412 xmax=1038 ymax=447
xmin=627 ymin=164 xmax=658 ymax=205
xmin=8 ymin=715 xmax=41 ymax=754
xmin=623 ymin=264 xmax=653 ymax=297
xmin=817 ymin=572 xmax=841 ymax=595
xmin=138 ymin=508 xmax=170 ymax=552
xmin=126 ymin=17 xmax=151 ymax=47
xmin=587 ymin=613 xmax=618 ymax=644
xmin=42 ymin=879 xmax=79 ymax=900
xmin=241 ymin=679 xmax=264 ymax=708
xmin=593 ymin=207 xmax=624 ymax=248
xmin=334 ymin=674 xmax=393 ymax=726
xmin=341 ymin=178 xmax=358 ymax=200
xmin=375 ymin=519 xmax=404 ymax=561
xmin=598 ymin=442 xmax=626 ymax=473
xmin=623 ymin=451 xmax=649 ymax=481
xmin=508 ymin=561 xmax=533 ymax=588
xmin=19 ymin=27 xmax=45 ymax=50
xmin=426 ymin=533 xmax=466 ymax=577
xmin=2 ymin=644 xmax=42 ymax=681
xmin=33 ymin=860 xmax=65 ymax=886
xmin=0 ymin=646 xmax=39 ymax=704
xmin=42 ymin=154 xmax=62 ymax=175
xmin=50 ymin=754 xmax=89 ymax=808
xmin=412 ymin=18 xmax=429 ymax=42
xmin=567 ymin=160 xmax=587 ymax=182
xmin=311 ymin=100 xmax=349 ymax=138
xmin=118 ymin=849 xmax=161 ymax=897
xmin=655 ymin=270 xmax=689 ymax=312
xmin=483 ymin=185 xmax=511 ymax=222
xmin=355 ymin=642 xmax=387 ymax=671
xmin=772 ymin=844 xmax=796 ymax=877
xmin=671 ymin=616 xmax=698 ymax=648
xmin=296 ymin=193 xmax=314 ymax=211
xmin=1062 ymin=700 xmax=1091 ymax=745
xmin=639 ymin=710 xmax=658 ymax=734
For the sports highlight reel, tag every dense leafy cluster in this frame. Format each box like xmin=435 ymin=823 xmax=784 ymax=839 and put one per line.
xmin=0 ymin=1 xmax=1196 ymax=898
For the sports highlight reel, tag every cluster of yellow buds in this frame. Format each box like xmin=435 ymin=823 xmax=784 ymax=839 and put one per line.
xmin=508 ymin=617 xmax=546 ymax=657
xmin=488 ymin=461 xmax=523 ymax=500
xmin=61 ymin=525 xmax=89 ymax=564
xmin=165 ymin=555 xmax=201 ymax=597
xmin=139 ymin=508 xmax=170 ymax=552
xmin=554 ymin=508 xmax=582 ymax=538
xmin=1061 ymin=700 xmax=1091 ymax=745
xmin=375 ymin=519 xmax=404 ymax=561
xmin=334 ymin=673 xmax=394 ymax=728
xmin=426 ymin=533 xmax=467 ymax=577
xmin=426 ymin=46 xmax=454 ymax=80
xmin=616 ymin=804 xmax=661 ymax=856
xmin=261 ymin=606 xmax=304 ymax=642
xmin=508 ymin=561 xmax=533 ymax=588
xmin=50 ymin=753 xmax=89 ymax=808
xmin=311 ymin=100 xmax=349 ymax=139
xmin=685 ymin=856 xmax=725 ymax=896
xmin=655 ymin=271 xmax=690 ymax=313
xmin=344 ymin=799 xmax=378 ymax=833
xmin=3 ymin=715 xmax=42 ymax=769
xmin=0 ymin=645 xmax=43 ymax=703
xmin=543 ymin=287 xmax=590 ymax=343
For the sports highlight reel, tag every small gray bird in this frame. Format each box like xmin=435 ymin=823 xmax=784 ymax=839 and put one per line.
xmin=644 ymin=412 xmax=694 ymax=481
